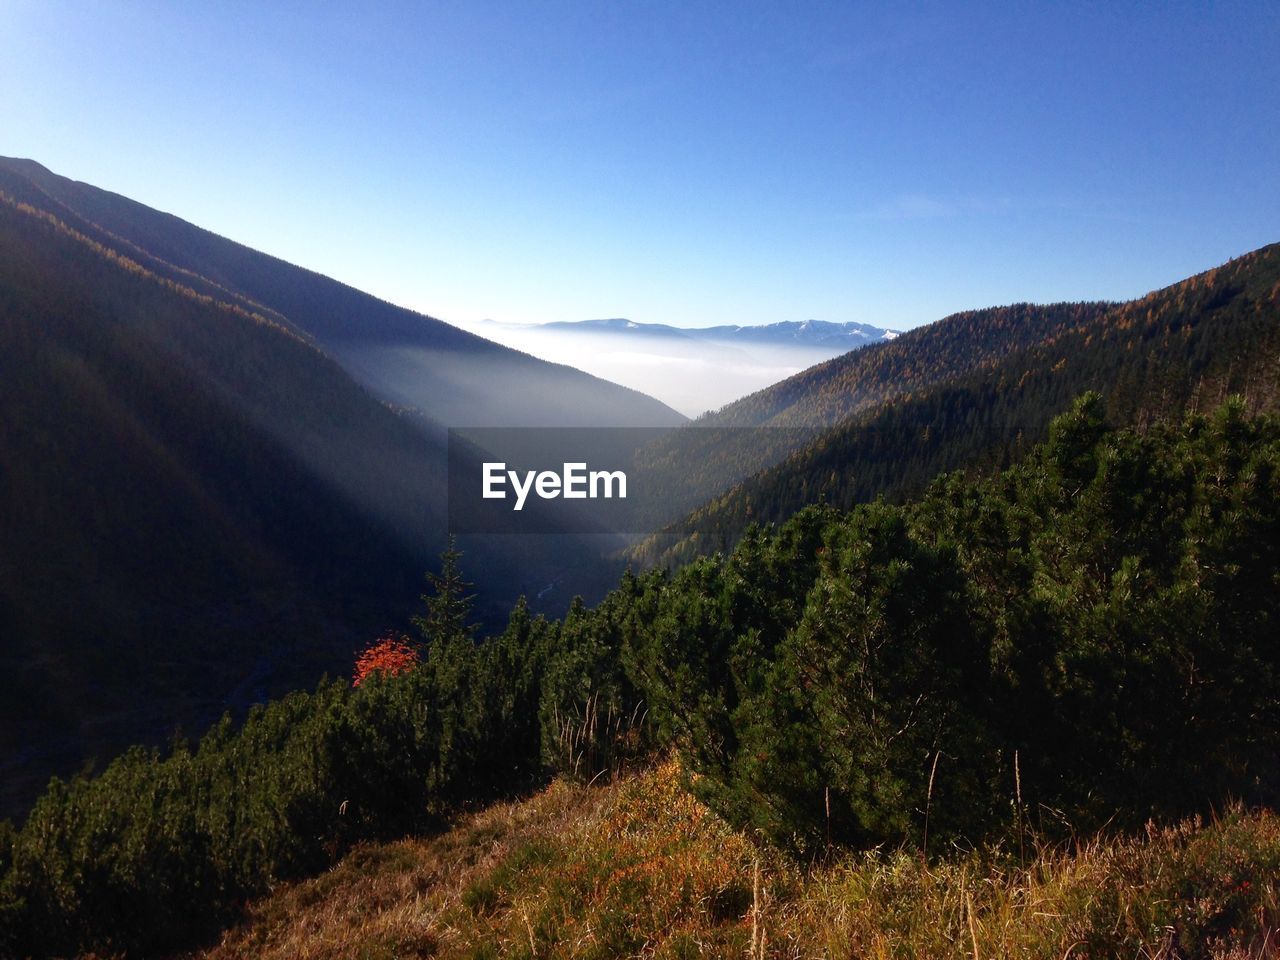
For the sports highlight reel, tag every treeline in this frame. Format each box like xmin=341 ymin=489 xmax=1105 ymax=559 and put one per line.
xmin=2 ymin=396 xmax=1278 ymax=956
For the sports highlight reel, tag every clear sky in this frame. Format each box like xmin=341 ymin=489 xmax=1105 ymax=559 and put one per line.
xmin=3 ymin=1 xmax=1278 ymax=330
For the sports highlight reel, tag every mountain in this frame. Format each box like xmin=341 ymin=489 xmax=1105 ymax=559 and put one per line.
xmin=529 ymin=317 xmax=899 ymax=348
xmin=0 ymin=160 xmax=682 ymax=817
xmin=617 ymin=302 xmax=1113 ymax=526
xmin=692 ymin=302 xmax=1113 ymax=427
xmin=0 ymin=189 xmax=434 ymax=814
xmin=0 ymin=157 xmax=685 ymax=430
xmin=693 ymin=318 xmax=898 ymax=347
xmin=633 ymin=244 xmax=1280 ymax=564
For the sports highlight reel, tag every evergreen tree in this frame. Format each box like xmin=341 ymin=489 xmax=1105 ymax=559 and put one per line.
xmin=412 ymin=536 xmax=477 ymax=646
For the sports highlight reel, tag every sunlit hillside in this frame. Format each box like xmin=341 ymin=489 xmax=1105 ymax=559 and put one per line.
xmin=192 ymin=761 xmax=1280 ymax=960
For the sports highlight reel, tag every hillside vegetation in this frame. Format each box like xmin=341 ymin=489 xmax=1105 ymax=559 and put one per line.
xmin=635 ymin=242 xmax=1280 ymax=564
xmin=698 ymin=301 xmax=1114 ymax=428
xmin=195 ymin=761 xmax=1279 ymax=960
xmin=0 ymin=189 xmax=439 ymax=816
xmin=0 ymin=160 xmax=681 ymax=818
xmin=1 ymin=398 xmax=1276 ymax=957
xmin=623 ymin=301 xmax=1114 ymax=524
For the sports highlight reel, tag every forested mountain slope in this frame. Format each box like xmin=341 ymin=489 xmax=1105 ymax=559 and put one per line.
xmin=637 ymin=243 xmax=1280 ymax=563
xmin=697 ymin=301 xmax=1114 ymax=426
xmin=624 ymin=303 xmax=1116 ymax=522
xmin=0 ymin=189 xmax=454 ymax=815
xmin=0 ymin=157 xmax=685 ymax=429
xmin=0 ymin=159 xmax=688 ymax=817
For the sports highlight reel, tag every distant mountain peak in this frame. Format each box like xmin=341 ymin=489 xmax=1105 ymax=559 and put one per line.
xmin=520 ymin=317 xmax=900 ymax=348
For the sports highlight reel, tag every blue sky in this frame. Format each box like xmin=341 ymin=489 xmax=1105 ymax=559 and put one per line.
xmin=3 ymin=1 xmax=1278 ymax=330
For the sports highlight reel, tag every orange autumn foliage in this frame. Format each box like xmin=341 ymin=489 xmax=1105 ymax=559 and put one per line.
xmin=352 ymin=633 xmax=419 ymax=687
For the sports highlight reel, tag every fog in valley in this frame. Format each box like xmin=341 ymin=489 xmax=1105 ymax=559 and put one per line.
xmin=458 ymin=320 xmax=854 ymax=417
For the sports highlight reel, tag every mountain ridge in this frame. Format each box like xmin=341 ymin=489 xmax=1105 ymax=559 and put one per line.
xmin=0 ymin=160 xmax=683 ymax=817
xmin=0 ymin=187 xmax=442 ymax=813
xmin=490 ymin=315 xmax=899 ymax=348
xmin=0 ymin=157 xmax=686 ymax=429
xmin=632 ymin=242 xmax=1280 ymax=566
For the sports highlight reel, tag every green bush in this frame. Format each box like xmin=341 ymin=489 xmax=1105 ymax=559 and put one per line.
xmin=638 ymin=396 xmax=1280 ymax=851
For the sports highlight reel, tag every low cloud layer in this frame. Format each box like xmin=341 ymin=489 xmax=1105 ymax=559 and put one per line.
xmin=457 ymin=322 xmax=852 ymax=417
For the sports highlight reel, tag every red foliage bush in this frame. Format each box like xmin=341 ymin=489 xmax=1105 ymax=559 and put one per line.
xmin=352 ymin=633 xmax=419 ymax=687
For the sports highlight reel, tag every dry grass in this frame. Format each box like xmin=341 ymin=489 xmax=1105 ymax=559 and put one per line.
xmin=188 ymin=761 xmax=1280 ymax=960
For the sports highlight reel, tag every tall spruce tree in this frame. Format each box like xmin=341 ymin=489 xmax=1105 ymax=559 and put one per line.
xmin=412 ymin=536 xmax=477 ymax=646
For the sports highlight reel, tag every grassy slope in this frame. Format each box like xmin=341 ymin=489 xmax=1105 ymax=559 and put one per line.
xmin=192 ymin=761 xmax=1279 ymax=960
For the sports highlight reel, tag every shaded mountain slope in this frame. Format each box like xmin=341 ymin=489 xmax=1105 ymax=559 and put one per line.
xmin=0 ymin=191 xmax=439 ymax=814
xmin=0 ymin=157 xmax=685 ymax=429
xmin=0 ymin=159 xmax=687 ymax=816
